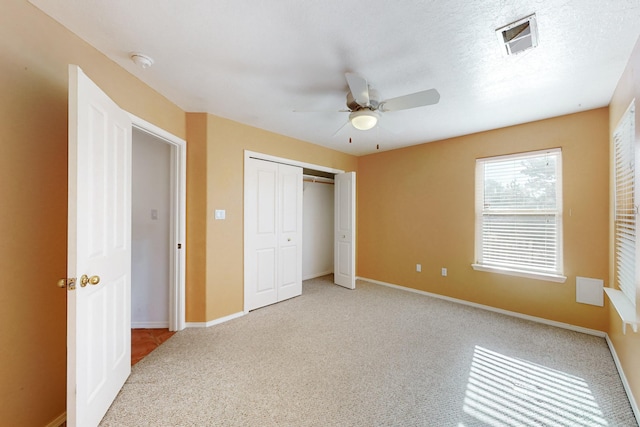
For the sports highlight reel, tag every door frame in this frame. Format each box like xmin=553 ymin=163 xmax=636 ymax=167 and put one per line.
xmin=243 ymin=150 xmax=348 ymax=312
xmin=129 ymin=113 xmax=187 ymax=331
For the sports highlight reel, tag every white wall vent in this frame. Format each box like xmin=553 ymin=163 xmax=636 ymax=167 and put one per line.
xmin=496 ymin=14 xmax=538 ymax=56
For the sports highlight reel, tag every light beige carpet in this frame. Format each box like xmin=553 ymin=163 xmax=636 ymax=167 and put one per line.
xmin=100 ymin=276 xmax=637 ymax=426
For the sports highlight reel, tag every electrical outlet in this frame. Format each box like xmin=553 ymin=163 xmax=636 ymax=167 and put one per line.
xmin=416 ymin=264 xmax=422 ymax=272
xmin=441 ymin=268 xmax=447 ymax=277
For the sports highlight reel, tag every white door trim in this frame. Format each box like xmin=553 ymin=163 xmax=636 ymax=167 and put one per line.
xmin=129 ymin=113 xmax=187 ymax=331
xmin=244 ymin=150 xmax=346 ymax=175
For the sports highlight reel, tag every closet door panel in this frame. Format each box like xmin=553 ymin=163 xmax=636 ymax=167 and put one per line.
xmin=334 ymin=172 xmax=356 ymax=289
xmin=277 ymin=164 xmax=302 ymax=301
xmin=245 ymin=159 xmax=279 ymax=310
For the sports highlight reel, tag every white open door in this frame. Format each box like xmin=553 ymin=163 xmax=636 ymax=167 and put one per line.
xmin=67 ymin=65 xmax=132 ymax=427
xmin=334 ymin=172 xmax=356 ymax=289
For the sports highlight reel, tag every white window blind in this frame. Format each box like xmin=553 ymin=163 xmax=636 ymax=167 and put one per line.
xmin=475 ymin=149 xmax=563 ymax=278
xmin=614 ymin=101 xmax=637 ymax=306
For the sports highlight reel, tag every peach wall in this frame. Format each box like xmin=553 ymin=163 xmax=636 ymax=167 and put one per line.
xmin=0 ymin=1 xmax=184 ymax=425
xmin=185 ymin=114 xmax=208 ymax=322
xmin=358 ymin=108 xmax=610 ymax=331
xmin=608 ymin=33 xmax=640 ymax=412
xmin=203 ymin=115 xmax=358 ymax=320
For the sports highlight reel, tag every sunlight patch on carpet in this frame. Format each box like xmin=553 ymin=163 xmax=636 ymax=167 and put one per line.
xmin=461 ymin=346 xmax=607 ymax=426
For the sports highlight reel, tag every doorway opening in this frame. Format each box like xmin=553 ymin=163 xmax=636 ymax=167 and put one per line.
xmin=130 ymin=128 xmax=172 ymax=364
xmin=302 ymin=169 xmax=335 ymax=281
xmin=129 ymin=115 xmax=186 ymax=364
xmin=132 ymin=128 xmax=171 ymax=329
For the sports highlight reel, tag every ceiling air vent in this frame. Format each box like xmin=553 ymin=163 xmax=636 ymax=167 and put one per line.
xmin=496 ymin=14 xmax=538 ymax=56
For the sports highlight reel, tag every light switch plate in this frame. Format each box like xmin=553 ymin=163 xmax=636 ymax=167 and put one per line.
xmin=214 ymin=209 xmax=226 ymax=220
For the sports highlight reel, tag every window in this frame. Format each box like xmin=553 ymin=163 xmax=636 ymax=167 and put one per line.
xmin=613 ymin=101 xmax=637 ymax=306
xmin=473 ymin=149 xmax=565 ymax=282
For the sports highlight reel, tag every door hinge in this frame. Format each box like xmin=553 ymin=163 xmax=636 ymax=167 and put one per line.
xmin=57 ymin=277 xmax=77 ymax=290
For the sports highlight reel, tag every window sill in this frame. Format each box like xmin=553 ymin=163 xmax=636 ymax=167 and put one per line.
xmin=604 ymin=288 xmax=639 ymax=334
xmin=471 ymin=264 xmax=567 ymax=283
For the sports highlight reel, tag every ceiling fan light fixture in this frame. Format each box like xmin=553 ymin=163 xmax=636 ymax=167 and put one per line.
xmin=349 ymin=109 xmax=379 ymax=130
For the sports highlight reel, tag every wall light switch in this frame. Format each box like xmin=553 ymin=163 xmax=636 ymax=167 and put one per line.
xmin=151 ymin=209 xmax=158 ymax=220
xmin=416 ymin=264 xmax=421 ymax=272
xmin=214 ymin=209 xmax=226 ymax=220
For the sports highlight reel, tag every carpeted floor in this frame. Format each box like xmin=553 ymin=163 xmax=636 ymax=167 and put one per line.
xmin=100 ymin=276 xmax=637 ymax=426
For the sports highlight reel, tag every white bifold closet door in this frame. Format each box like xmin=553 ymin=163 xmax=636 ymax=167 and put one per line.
xmin=334 ymin=172 xmax=356 ymax=289
xmin=245 ymin=158 xmax=302 ymax=311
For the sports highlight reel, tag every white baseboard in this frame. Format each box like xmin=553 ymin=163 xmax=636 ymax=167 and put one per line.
xmin=303 ymin=270 xmax=333 ymax=281
xmin=358 ymin=277 xmax=606 ymax=337
xmin=132 ymin=321 xmax=169 ymax=329
xmin=45 ymin=412 xmax=66 ymax=427
xmin=185 ymin=311 xmax=245 ymax=328
xmin=605 ymin=335 xmax=640 ymax=423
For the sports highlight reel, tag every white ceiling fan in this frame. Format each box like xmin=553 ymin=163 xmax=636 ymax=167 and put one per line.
xmin=334 ymin=72 xmax=441 ymax=131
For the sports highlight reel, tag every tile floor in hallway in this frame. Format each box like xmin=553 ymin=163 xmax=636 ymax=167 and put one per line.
xmin=131 ymin=328 xmax=175 ymax=366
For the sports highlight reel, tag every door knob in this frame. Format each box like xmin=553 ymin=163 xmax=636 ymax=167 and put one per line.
xmin=80 ymin=274 xmax=101 ymax=287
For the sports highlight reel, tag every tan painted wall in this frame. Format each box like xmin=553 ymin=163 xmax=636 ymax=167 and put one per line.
xmin=608 ymin=33 xmax=640 ymax=412
xmin=185 ymin=113 xmax=208 ymax=322
xmin=358 ymin=108 xmax=610 ymax=331
xmin=203 ymin=115 xmax=358 ymax=320
xmin=0 ymin=1 xmax=184 ymax=425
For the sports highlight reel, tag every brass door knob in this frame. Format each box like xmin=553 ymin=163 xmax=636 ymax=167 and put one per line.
xmin=80 ymin=274 xmax=101 ymax=287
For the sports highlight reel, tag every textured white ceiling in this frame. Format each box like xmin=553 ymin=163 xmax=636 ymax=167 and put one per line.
xmin=30 ymin=0 xmax=640 ymax=155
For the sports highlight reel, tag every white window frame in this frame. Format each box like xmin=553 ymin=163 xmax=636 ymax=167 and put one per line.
xmin=613 ymin=100 xmax=637 ymax=306
xmin=472 ymin=148 xmax=566 ymax=283
xmin=605 ymin=100 xmax=639 ymax=334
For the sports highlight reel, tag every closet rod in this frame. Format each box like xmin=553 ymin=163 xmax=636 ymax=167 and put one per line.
xmin=302 ymin=175 xmax=334 ymax=185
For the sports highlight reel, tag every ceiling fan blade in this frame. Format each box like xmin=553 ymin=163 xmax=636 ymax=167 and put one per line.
xmin=332 ymin=120 xmax=351 ymax=136
xmin=293 ymin=109 xmax=350 ymax=113
xmin=380 ymin=88 xmax=440 ymax=112
xmin=345 ymin=72 xmax=370 ymax=107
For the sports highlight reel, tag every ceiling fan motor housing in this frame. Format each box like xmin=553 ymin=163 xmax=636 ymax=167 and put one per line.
xmin=346 ymin=88 xmax=380 ymax=111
